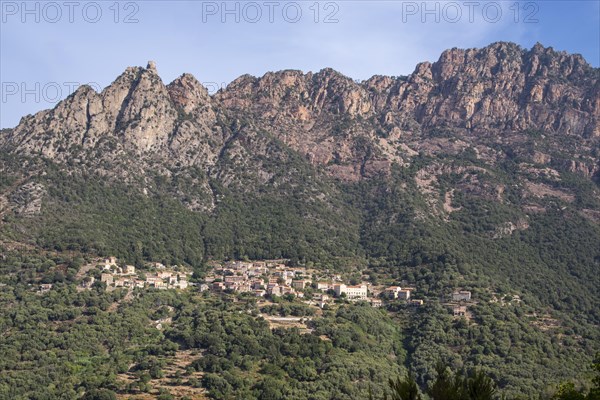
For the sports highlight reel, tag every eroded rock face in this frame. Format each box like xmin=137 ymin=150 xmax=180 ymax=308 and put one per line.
xmin=211 ymin=42 xmax=598 ymax=180
xmin=10 ymin=182 xmax=46 ymax=217
xmin=216 ymin=68 xmax=373 ymax=118
xmin=556 ymin=159 xmax=599 ymax=178
xmin=4 ymin=65 xmax=179 ymax=157
xmin=1 ymin=43 xmax=598 ymax=184
xmin=365 ymin=42 xmax=599 ymax=137
xmin=213 ymin=67 xmax=381 ymax=180
xmin=167 ymin=73 xmax=213 ymax=115
xmin=116 ymin=66 xmax=179 ymax=152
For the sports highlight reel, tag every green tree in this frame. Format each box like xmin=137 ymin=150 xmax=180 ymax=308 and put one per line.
xmin=371 ymin=374 xmax=422 ymax=400
xmin=552 ymin=382 xmax=586 ymax=400
xmin=466 ymin=370 xmax=497 ymax=400
xmin=387 ymin=374 xmax=422 ymax=400
xmin=81 ymin=389 xmax=117 ymax=400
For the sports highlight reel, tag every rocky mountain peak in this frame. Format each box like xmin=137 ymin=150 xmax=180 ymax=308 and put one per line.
xmin=375 ymin=42 xmax=600 ymax=136
xmin=167 ymin=73 xmax=211 ymax=115
xmin=0 ymin=62 xmax=180 ymax=157
xmin=114 ymin=63 xmax=178 ymax=151
xmin=216 ymin=67 xmax=372 ymax=120
xmin=311 ymin=68 xmax=372 ymax=116
xmin=1 ymin=42 xmax=597 ymax=183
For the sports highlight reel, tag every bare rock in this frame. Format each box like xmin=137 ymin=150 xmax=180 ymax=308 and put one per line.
xmin=10 ymin=182 xmax=46 ymax=216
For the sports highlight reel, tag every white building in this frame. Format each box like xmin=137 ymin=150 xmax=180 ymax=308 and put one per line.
xmin=267 ymin=284 xmax=282 ymax=296
xmin=318 ymin=294 xmax=330 ymax=308
xmin=384 ymin=286 xmax=402 ymax=299
xmin=334 ymin=284 xmax=368 ymax=300
xmin=370 ymin=299 xmax=383 ymax=308
xmin=103 ymin=257 xmax=117 ymax=271
xmin=198 ymin=284 xmax=210 ymax=292
xmin=175 ymin=280 xmax=188 ymax=290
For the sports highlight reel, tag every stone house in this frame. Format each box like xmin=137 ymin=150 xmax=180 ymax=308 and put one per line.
xmin=370 ymin=299 xmax=383 ymax=307
xmin=198 ymin=284 xmax=210 ymax=292
xmin=383 ymin=286 xmax=402 ymax=299
xmin=39 ymin=283 xmax=53 ymax=293
xmin=292 ymin=280 xmax=310 ymax=290
xmin=101 ymin=273 xmax=114 ymax=285
xmin=123 ymin=265 xmax=136 ymax=275
xmin=452 ymin=290 xmax=472 ymax=302
xmin=453 ymin=305 xmax=467 ymax=316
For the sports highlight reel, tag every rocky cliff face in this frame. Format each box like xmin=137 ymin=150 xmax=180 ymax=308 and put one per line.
xmin=2 ymin=62 xmax=229 ymax=184
xmin=212 ymin=42 xmax=598 ymax=180
xmin=1 ymin=42 xmax=598 ymax=185
xmin=405 ymin=42 xmax=597 ymax=135
xmin=6 ymin=63 xmax=178 ymax=158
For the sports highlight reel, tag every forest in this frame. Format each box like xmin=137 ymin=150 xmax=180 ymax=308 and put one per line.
xmin=0 ymin=141 xmax=598 ymax=399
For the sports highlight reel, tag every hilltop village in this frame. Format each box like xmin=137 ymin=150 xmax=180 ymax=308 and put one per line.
xmin=52 ymin=257 xmax=475 ymax=316
xmin=199 ymin=259 xmax=428 ymax=309
xmin=53 ymin=256 xmax=194 ymax=291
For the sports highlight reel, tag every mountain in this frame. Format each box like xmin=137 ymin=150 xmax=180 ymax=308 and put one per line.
xmin=1 ymin=41 xmax=598 ymax=256
xmin=0 ymin=42 xmax=599 ymax=398
xmin=3 ymin=42 xmax=598 ymax=177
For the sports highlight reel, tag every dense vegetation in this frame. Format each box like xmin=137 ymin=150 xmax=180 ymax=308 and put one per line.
xmin=0 ymin=253 xmax=597 ymax=399
xmin=0 ymin=261 xmax=404 ymax=399
xmin=371 ymin=360 xmax=600 ymax=400
xmin=0 ymin=131 xmax=599 ymax=399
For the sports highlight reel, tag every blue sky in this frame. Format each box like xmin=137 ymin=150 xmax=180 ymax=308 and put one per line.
xmin=1 ymin=0 xmax=599 ymax=128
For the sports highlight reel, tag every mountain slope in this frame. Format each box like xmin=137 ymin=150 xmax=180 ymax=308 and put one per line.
xmin=0 ymin=41 xmax=599 ymax=397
